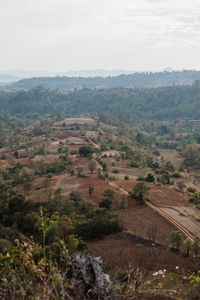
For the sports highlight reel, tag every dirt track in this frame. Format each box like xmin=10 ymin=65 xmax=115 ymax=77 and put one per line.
xmin=159 ymin=206 xmax=200 ymax=238
xmin=146 ymin=202 xmax=194 ymax=240
xmin=109 ymin=181 xmax=196 ymax=240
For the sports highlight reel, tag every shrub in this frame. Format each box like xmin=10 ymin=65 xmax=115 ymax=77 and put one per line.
xmin=119 ymin=194 xmax=128 ymax=209
xmin=145 ymin=173 xmax=155 ymax=182
xmin=108 ymin=175 xmax=116 ymax=181
xmin=99 ymin=198 xmax=112 ymax=209
xmin=136 ymin=176 xmax=146 ymax=181
xmin=69 ymin=191 xmax=82 ymax=202
xmin=79 ymin=146 xmax=94 ymax=157
xmin=171 ymin=172 xmax=181 ymax=178
xmin=187 ymin=187 xmax=196 ymax=193
xmin=129 ymin=161 xmax=139 ymax=167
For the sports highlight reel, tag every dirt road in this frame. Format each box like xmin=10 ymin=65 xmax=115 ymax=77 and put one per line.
xmin=109 ymin=181 xmax=196 ymax=240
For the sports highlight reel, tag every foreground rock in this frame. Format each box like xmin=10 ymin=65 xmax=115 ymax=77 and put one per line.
xmin=67 ymin=253 xmax=117 ymax=300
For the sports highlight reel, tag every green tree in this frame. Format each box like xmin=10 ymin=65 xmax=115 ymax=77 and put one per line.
xmin=103 ymin=189 xmax=115 ymax=201
xmin=23 ymin=181 xmax=32 ymax=200
xmin=54 ymin=187 xmax=63 ymax=202
xmin=146 ymin=173 xmax=155 ymax=183
xmin=136 ymin=132 xmax=144 ymax=144
xmin=167 ymin=230 xmax=184 ymax=251
xmin=88 ymin=186 xmax=94 ymax=200
xmin=79 ymin=146 xmax=94 ymax=157
xmin=99 ymin=198 xmax=112 ymax=209
xmin=49 ymin=187 xmax=63 ymax=211
xmin=88 ymin=159 xmax=97 ymax=174
xmin=69 ymin=191 xmax=82 ymax=202
xmin=183 ymin=237 xmax=193 ymax=256
xmin=14 ymin=150 xmax=19 ymax=159
xmin=67 ymin=234 xmax=79 ymax=255
xmin=119 ymin=193 xmax=128 ymax=209
xmin=58 ymin=215 xmax=74 ymax=241
xmin=76 ymin=166 xmax=84 ymax=177
xmin=130 ymin=182 xmax=150 ymax=204
xmin=192 ymin=237 xmax=199 ymax=260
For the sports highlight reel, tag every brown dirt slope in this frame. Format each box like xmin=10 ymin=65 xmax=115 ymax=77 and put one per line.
xmin=88 ymin=232 xmax=194 ymax=271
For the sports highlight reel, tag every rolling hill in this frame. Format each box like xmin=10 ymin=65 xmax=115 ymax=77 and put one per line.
xmin=1 ymin=70 xmax=200 ymax=91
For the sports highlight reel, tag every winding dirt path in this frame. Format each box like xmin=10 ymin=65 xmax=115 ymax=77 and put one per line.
xmin=88 ymin=138 xmax=100 ymax=149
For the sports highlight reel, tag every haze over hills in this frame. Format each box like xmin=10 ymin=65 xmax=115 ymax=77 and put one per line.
xmin=0 ymin=74 xmax=19 ymax=84
xmin=1 ymin=70 xmax=200 ymax=91
xmin=0 ymin=69 xmax=138 ymax=86
xmin=0 ymin=69 xmax=138 ymax=79
xmin=0 ymin=69 xmax=139 ymax=85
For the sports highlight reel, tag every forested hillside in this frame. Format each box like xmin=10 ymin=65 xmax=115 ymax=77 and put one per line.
xmin=1 ymin=82 xmax=200 ymax=121
xmin=2 ymin=70 xmax=200 ymax=90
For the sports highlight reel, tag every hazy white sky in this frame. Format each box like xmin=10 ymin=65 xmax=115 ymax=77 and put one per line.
xmin=1 ymin=0 xmax=200 ymax=71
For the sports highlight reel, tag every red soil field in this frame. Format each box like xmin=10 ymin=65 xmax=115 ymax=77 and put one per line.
xmin=88 ymin=233 xmax=194 ymax=271
xmin=0 ymin=160 xmax=10 ymax=168
xmin=72 ymin=131 xmax=81 ymax=136
xmin=72 ymin=156 xmax=89 ymax=169
xmin=121 ymin=201 xmax=177 ymax=243
xmin=79 ymin=174 xmax=122 ymax=207
xmin=29 ymin=137 xmax=46 ymax=146
xmin=17 ymin=157 xmax=31 ymax=165
xmin=116 ymin=180 xmax=190 ymax=207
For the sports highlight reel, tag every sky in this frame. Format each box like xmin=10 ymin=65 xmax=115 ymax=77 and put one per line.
xmin=1 ymin=0 xmax=200 ymax=72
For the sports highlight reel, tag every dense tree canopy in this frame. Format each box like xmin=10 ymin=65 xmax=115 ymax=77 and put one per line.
xmin=1 ymin=82 xmax=200 ymax=122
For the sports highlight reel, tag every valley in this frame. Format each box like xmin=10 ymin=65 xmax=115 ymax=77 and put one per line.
xmin=1 ymin=105 xmax=200 ymax=298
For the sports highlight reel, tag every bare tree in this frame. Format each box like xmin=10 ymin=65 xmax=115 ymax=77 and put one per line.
xmin=146 ymin=221 xmax=157 ymax=243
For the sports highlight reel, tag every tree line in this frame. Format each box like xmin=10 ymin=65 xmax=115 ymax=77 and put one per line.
xmin=1 ymin=82 xmax=200 ymax=122
xmin=2 ymin=70 xmax=200 ymax=90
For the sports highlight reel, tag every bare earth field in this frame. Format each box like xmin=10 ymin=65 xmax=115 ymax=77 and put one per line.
xmin=116 ymin=180 xmax=200 ymax=239
xmin=103 ymin=157 xmax=149 ymax=180
xmin=120 ymin=201 xmax=177 ymax=244
xmin=54 ymin=117 xmax=97 ymax=127
xmin=79 ymin=174 xmax=122 ymax=206
xmin=32 ymin=155 xmax=59 ymax=163
xmin=158 ymin=149 xmax=183 ymax=169
xmin=67 ymin=136 xmax=87 ymax=145
xmin=88 ymin=232 xmax=194 ymax=271
xmin=53 ymin=173 xmax=81 ymax=193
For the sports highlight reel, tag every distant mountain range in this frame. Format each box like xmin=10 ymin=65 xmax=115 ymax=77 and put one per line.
xmin=1 ymin=70 xmax=200 ymax=91
xmin=0 ymin=74 xmax=19 ymax=84
xmin=0 ymin=69 xmax=138 ymax=81
xmin=0 ymin=68 xmax=175 ymax=82
xmin=0 ymin=69 xmax=138 ymax=86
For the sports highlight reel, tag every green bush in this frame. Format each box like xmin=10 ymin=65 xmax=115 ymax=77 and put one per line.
xmin=136 ymin=176 xmax=146 ymax=181
xmin=171 ymin=172 xmax=181 ymax=178
xmin=187 ymin=187 xmax=196 ymax=193
xmin=145 ymin=173 xmax=155 ymax=182
xmin=99 ymin=198 xmax=112 ymax=209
